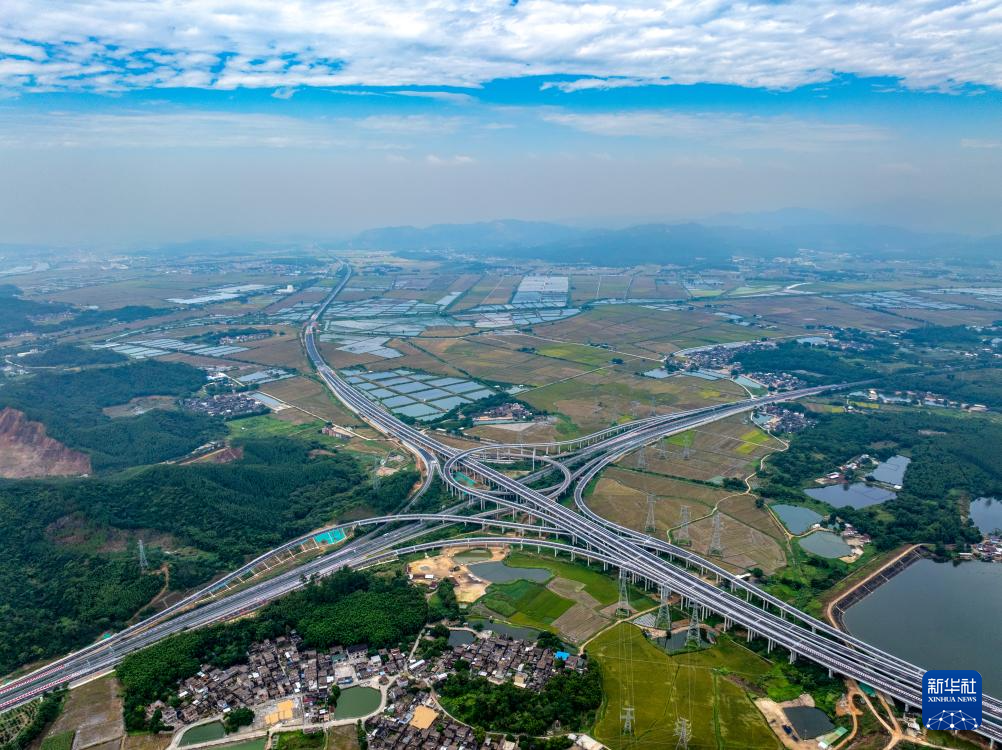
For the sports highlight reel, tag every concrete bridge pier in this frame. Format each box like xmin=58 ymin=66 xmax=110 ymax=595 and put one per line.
xmin=767 ymin=638 xmax=774 ymax=653
xmin=788 ymin=651 xmax=797 ymax=664
xmin=747 ymin=629 xmax=754 ymax=642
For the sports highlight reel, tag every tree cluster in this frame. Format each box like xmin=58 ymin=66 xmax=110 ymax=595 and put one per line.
xmin=437 ymin=664 xmax=602 ymax=736
xmin=0 ymin=359 xmax=222 ymax=471
xmin=0 ymin=438 xmax=417 ymax=676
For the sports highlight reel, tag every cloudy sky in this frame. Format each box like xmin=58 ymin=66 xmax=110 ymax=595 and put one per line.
xmin=2 ymin=0 xmax=1001 ymax=245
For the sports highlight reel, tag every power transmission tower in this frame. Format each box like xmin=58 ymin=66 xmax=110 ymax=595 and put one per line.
xmin=681 ymin=431 xmax=693 ymax=459
xmin=686 ymin=604 xmax=701 ymax=648
xmin=644 ymin=493 xmax=657 ymax=535
xmin=616 ymin=568 xmax=631 ymax=617
xmin=655 ymin=584 xmax=672 ymax=631
xmin=635 ymin=445 xmax=647 ymax=470
xmin=674 ymin=718 xmax=692 ymax=749
xmin=656 ymin=439 xmax=668 ymax=460
xmin=709 ymin=512 xmax=724 ymax=557
xmin=621 ymin=705 xmax=635 ymax=736
xmin=676 ymin=505 xmax=691 ymax=546
xmin=138 ymin=539 xmax=149 ymax=571
xmin=629 ymin=400 xmax=640 ymax=418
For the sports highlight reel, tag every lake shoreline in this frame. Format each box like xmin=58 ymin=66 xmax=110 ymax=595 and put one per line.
xmin=827 ymin=544 xmax=928 ymax=630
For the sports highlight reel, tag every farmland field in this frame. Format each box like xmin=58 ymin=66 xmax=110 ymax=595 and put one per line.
xmin=627 ymin=415 xmax=785 ymax=482
xmin=589 ymin=624 xmax=779 ymax=750
xmin=586 ymin=468 xmax=787 ymax=573
xmin=533 ymin=305 xmax=775 ymax=356
xmin=519 ymin=370 xmax=746 ymax=437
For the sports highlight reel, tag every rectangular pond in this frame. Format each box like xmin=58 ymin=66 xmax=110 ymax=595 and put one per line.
xmin=804 ymin=482 xmax=896 ymax=509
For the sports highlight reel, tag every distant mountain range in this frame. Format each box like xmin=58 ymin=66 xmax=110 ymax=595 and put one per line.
xmin=347 ymin=214 xmax=1002 ymax=267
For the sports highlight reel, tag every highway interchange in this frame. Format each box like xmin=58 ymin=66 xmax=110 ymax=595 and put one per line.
xmin=3 ymin=265 xmax=1000 ymax=745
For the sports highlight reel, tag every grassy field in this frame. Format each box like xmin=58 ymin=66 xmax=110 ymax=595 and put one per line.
xmin=40 ymin=731 xmax=75 ymax=750
xmin=505 ymin=550 xmax=624 ymax=606
xmin=588 ymin=624 xmax=779 ymax=750
xmin=273 ymin=730 xmax=327 ymax=750
xmin=227 ymin=414 xmax=326 ymax=439
xmin=533 ymin=341 xmax=621 ymax=367
xmin=480 ymin=579 xmax=575 ymax=626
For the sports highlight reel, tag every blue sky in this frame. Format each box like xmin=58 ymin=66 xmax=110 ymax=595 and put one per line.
xmin=1 ymin=1 xmax=1001 ymax=245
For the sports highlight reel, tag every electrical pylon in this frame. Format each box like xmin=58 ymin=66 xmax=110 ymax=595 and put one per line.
xmin=616 ymin=568 xmax=632 ymax=617
xmin=676 ymin=505 xmax=691 ymax=546
xmin=686 ymin=604 xmax=701 ymax=648
xmin=709 ymin=512 xmax=724 ymax=557
xmin=621 ymin=706 xmax=635 ymax=736
xmin=674 ymin=718 xmax=691 ymax=749
xmin=655 ymin=584 xmax=672 ymax=631
xmin=656 ymin=439 xmax=668 ymax=460
xmin=138 ymin=539 xmax=149 ymax=571
xmin=681 ymin=431 xmax=693 ymax=459
xmin=644 ymin=493 xmax=657 ymax=535
xmin=635 ymin=445 xmax=647 ymax=470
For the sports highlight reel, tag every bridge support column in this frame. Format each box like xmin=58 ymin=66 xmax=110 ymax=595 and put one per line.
xmin=603 ymin=561 xmax=608 ymax=571
xmin=746 ymin=629 xmax=754 ymax=642
xmin=828 ymin=668 xmax=833 ymax=678
xmin=788 ymin=651 xmax=796 ymax=664
xmin=767 ymin=639 xmax=774 ymax=653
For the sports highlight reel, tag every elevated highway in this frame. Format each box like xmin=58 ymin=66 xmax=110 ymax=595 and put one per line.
xmin=4 ymin=269 xmax=999 ymax=744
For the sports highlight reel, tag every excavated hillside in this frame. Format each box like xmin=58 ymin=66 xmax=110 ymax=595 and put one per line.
xmin=0 ymin=407 xmax=91 ymax=478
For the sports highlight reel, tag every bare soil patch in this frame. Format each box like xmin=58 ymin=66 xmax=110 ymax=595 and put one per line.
xmin=0 ymin=408 xmax=90 ymax=478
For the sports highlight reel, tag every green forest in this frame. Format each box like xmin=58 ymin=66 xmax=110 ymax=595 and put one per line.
xmin=22 ymin=344 xmax=127 ymax=367
xmin=759 ymin=409 xmax=994 ymax=549
xmin=0 ymin=438 xmax=419 ymax=675
xmin=734 ymin=341 xmax=876 ymax=385
xmin=117 ymin=568 xmax=427 ymax=731
xmin=0 ymin=285 xmax=163 ymax=336
xmin=0 ymin=359 xmax=222 ymax=471
xmin=887 ymin=367 xmax=1002 ymax=409
xmin=437 ymin=662 xmax=602 ymax=736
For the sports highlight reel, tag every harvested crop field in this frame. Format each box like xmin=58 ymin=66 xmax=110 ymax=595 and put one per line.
xmin=619 ymin=415 xmax=785 ymax=482
xmin=587 ymin=468 xmax=786 ymax=573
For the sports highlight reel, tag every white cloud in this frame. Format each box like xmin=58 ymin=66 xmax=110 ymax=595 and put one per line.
xmin=390 ymin=90 xmax=477 ymax=104
xmin=540 ymin=77 xmax=668 ymax=93
xmin=961 ymin=138 xmax=1002 ymax=149
xmin=1 ymin=1 xmax=1001 ymax=93
xmin=541 ymin=110 xmax=887 ymax=151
